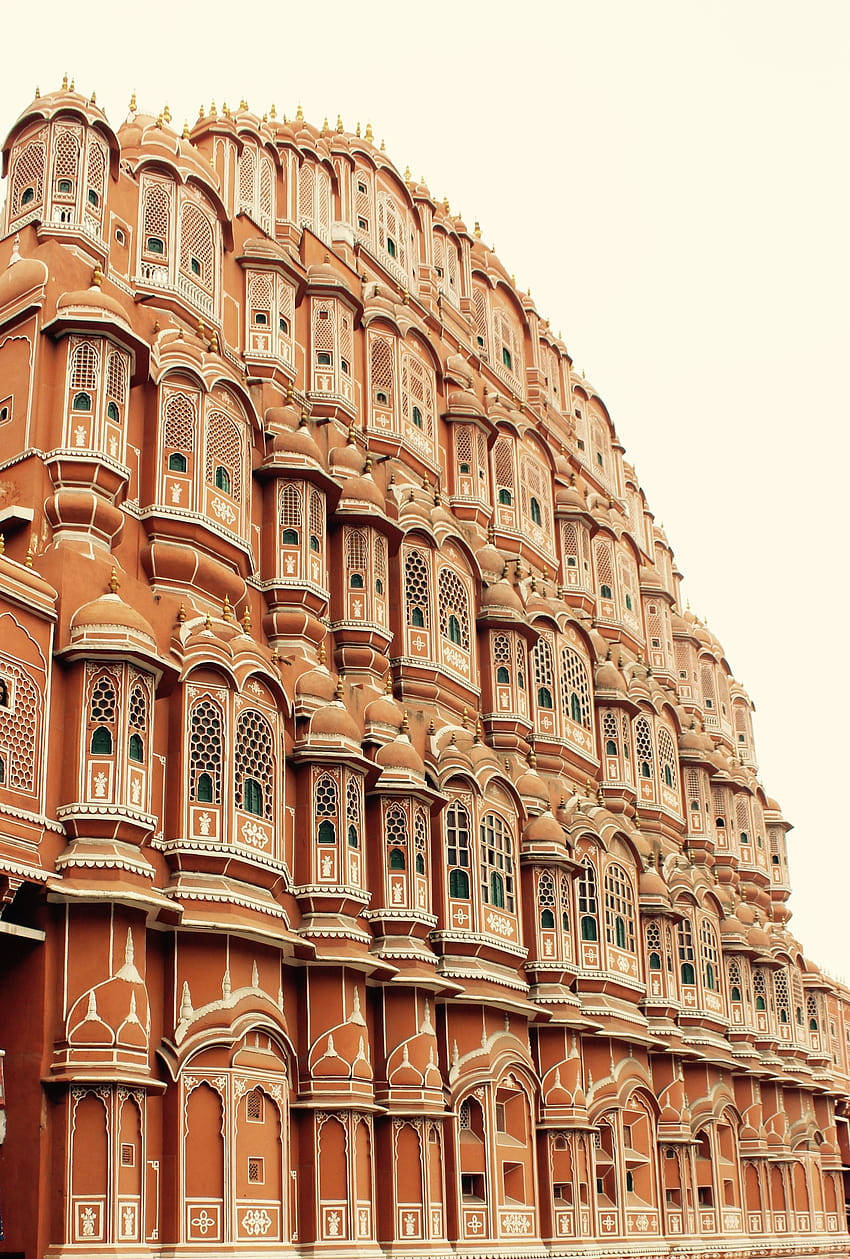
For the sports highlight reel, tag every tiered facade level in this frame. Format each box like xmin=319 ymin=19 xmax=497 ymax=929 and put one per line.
xmin=0 ymin=81 xmax=846 ymax=1259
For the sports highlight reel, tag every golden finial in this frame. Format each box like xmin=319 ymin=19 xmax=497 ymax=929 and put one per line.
xmin=91 ymin=264 xmax=103 ymax=289
xmin=336 ymin=114 xmax=343 ymax=132
xmin=511 ymin=273 xmax=516 ymax=286
xmin=62 ymin=73 xmax=69 ymax=91
xmin=365 ymin=122 xmax=374 ymax=142
xmin=318 ymin=639 xmax=327 ymax=665
xmin=222 ymin=101 xmax=230 ymax=117
xmin=401 ymin=710 xmax=410 ymax=734
xmin=25 ymin=542 xmax=34 ymax=568
xmin=69 ymin=78 xmax=75 ymax=91
xmin=271 ymin=645 xmax=280 ymax=666
xmin=475 ymin=718 xmax=482 ymax=744
xmin=270 ymin=103 xmax=277 ymax=119
xmin=240 ymin=98 xmax=248 ymax=111
xmin=335 ymin=674 xmax=344 ymax=701
xmin=156 ymin=112 xmax=164 ymax=128
xmin=428 ymin=719 xmax=436 ymax=735
xmin=90 ymin=91 xmax=96 ymax=105
xmin=222 ymin=594 xmax=232 ymax=621
xmin=501 ymin=559 xmax=508 ymax=578
xmin=462 ymin=707 xmax=469 ymax=730
xmin=196 ymin=317 xmax=206 ymax=340
xmin=210 ymin=100 xmax=217 ymax=117
xmin=198 ymin=104 xmax=205 ymax=119
xmin=176 ymin=601 xmax=187 ymax=623
xmin=262 ymin=114 xmax=267 ymax=123
xmin=487 ymin=521 xmax=495 ymax=543
xmin=322 ymin=116 xmax=329 ymax=131
xmin=182 ymin=121 xmax=190 ymax=140
xmin=34 ymin=87 xmax=40 ymax=100
xmin=404 ymin=165 xmax=411 ymax=181
xmin=108 ymin=566 xmax=120 ymax=594
xmin=355 ymin=121 xmax=361 ymax=137
xmin=385 ymin=673 xmax=393 ymax=694
xmin=380 ymin=138 xmax=385 ymax=151
xmin=295 ymin=103 xmax=304 ymax=121
xmin=210 ymin=330 xmax=219 ymax=354
xmin=363 ymin=452 xmax=373 ymax=474
xmin=528 ymin=746 xmax=537 ymax=769
xmin=443 ymin=197 xmax=450 ymax=214
xmin=242 ymin=605 xmax=252 ymax=632
xmin=204 ymin=612 xmax=212 ymax=630
xmin=0 ymin=534 xmax=5 ymax=556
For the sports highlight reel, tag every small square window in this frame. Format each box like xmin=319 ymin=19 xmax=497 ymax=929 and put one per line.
xmin=190 ymin=257 xmax=202 ymax=277
xmin=115 ymin=227 xmax=126 ymax=246
xmin=357 ymin=182 xmax=367 ymax=194
xmin=358 ymin=217 xmax=368 ymax=230
xmin=248 ymin=1157 xmax=264 ymax=1184
xmin=0 ymin=397 xmax=11 ymax=425
xmin=120 ymin=1143 xmax=135 ymax=1167
xmin=577 ymin=439 xmax=585 ymax=451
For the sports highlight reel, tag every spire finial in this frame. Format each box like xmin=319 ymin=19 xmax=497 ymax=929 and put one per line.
xmin=242 ymin=605 xmax=252 ymax=632
xmin=404 ymin=165 xmax=411 ymax=181
xmin=91 ymin=264 xmax=103 ymax=289
xmin=222 ymin=594 xmax=232 ymax=621
xmin=335 ymin=673 xmax=344 ymax=701
xmin=401 ymin=709 xmax=410 ymax=734
xmin=176 ymin=601 xmax=186 ymax=623
xmin=336 ymin=113 xmax=343 ymax=132
xmin=296 ymin=102 xmax=304 ymax=121
xmin=474 ymin=220 xmax=481 ymax=239
xmin=365 ymin=121 xmax=374 ymax=141
xmin=0 ymin=534 xmax=5 ymax=556
xmin=319 ymin=639 xmax=327 ymax=665
xmin=108 ymin=566 xmax=119 ymax=594
xmin=25 ymin=542 xmax=34 ymax=568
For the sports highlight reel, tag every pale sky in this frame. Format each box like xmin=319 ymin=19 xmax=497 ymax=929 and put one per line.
xmin=1 ymin=1 xmax=847 ymax=975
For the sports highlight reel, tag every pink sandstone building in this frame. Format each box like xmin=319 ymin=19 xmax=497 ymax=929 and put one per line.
xmin=0 ymin=79 xmax=846 ymax=1259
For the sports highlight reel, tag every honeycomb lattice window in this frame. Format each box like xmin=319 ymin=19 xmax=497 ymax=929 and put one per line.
xmin=89 ymin=672 xmax=117 ymax=725
xmin=438 ymin=568 xmax=470 ymax=651
xmin=279 ymin=482 xmax=303 ymax=531
xmin=645 ymin=920 xmax=661 ymax=952
xmin=85 ymin=140 xmax=106 ymax=217
xmin=634 ymin=716 xmax=654 ymax=777
xmin=234 ymin=709 xmax=274 ymax=820
xmin=188 ymin=698 xmax=224 ymax=803
xmin=315 ymin=772 xmax=338 ymax=818
xmin=414 ymin=807 xmax=428 ymax=875
xmin=53 ymin=125 xmax=81 ymax=185
xmin=404 ymin=548 xmax=431 ymax=628
xmin=775 ymin=967 xmax=790 ymax=1022
xmin=493 ymin=435 xmax=516 ymax=503
xmin=0 ymin=660 xmax=39 ymax=792
xmin=538 ymin=869 xmax=556 ymax=909
xmin=308 ymin=489 xmax=325 ymax=555
xmin=128 ymin=682 xmax=147 ymax=735
xmin=345 ymin=774 xmax=362 ymax=847
xmin=106 ymin=349 xmax=128 ymax=410
xmin=594 ymin=538 xmax=615 ymax=600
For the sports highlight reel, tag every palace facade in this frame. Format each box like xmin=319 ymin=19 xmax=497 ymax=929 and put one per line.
xmin=0 ymin=80 xmax=846 ymax=1259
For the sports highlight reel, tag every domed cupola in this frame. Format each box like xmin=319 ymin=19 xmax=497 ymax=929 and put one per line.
xmin=0 ymin=233 xmax=48 ymax=323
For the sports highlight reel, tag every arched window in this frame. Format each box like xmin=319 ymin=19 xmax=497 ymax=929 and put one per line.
xmin=90 ymin=725 xmax=112 ymax=754
xmin=604 ymin=863 xmax=636 ymax=952
xmin=700 ymin=919 xmax=720 ymax=993
xmin=634 ymin=716 xmax=654 ymax=783
xmin=438 ymin=567 xmax=470 ymax=656
xmin=560 ymin=646 xmax=591 ymax=730
xmin=404 ymin=549 xmax=431 ymax=624
xmin=72 ymin=391 xmax=92 ymax=412
xmin=234 ymin=709 xmax=274 ymax=821
xmin=214 ymin=465 xmax=231 ymax=493
xmin=678 ymin=918 xmax=696 ymax=986
xmin=389 ymin=847 xmax=406 ymax=870
xmin=128 ymin=683 xmax=147 ymax=765
xmin=530 ymin=496 xmax=542 ymax=525
xmin=480 ymin=812 xmax=515 ymax=914
xmin=578 ymin=860 xmax=599 ymax=941
xmin=315 ymin=773 xmax=338 ymax=845
xmin=188 ymin=697 xmax=223 ymax=804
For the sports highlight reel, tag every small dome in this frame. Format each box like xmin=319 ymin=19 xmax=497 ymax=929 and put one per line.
xmin=338 ymin=470 xmax=385 ymax=512
xmin=555 ymin=482 xmax=587 ymax=512
xmin=270 ymin=416 xmax=322 ymax=464
xmin=719 ymin=913 xmax=745 ymax=938
xmin=446 ymin=387 xmax=482 ymax=415
xmin=639 ymin=868 xmax=669 ymax=901
xmin=475 ymin=537 xmax=504 ymax=579
xmin=480 ymin=577 xmax=523 ymax=614
xmin=310 ymin=699 xmax=361 ymax=743
xmin=57 ymin=271 xmax=129 ymax=326
xmin=365 ymin=688 xmax=404 ymax=730
xmin=70 ymin=587 xmax=156 ymax=652
xmin=295 ymin=658 xmax=336 ymax=705
xmin=515 ymin=760 xmax=549 ymax=809
xmin=375 ymin=727 xmax=424 ymax=777
xmin=523 ymin=811 xmax=565 ymax=846
xmin=307 ymin=255 xmax=344 ymax=286
xmin=0 ymin=240 xmax=47 ymax=310
xmin=747 ymin=923 xmax=772 ymax=953
xmin=329 ymin=431 xmax=363 ymax=476
xmin=595 ymin=656 xmax=626 ymax=693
